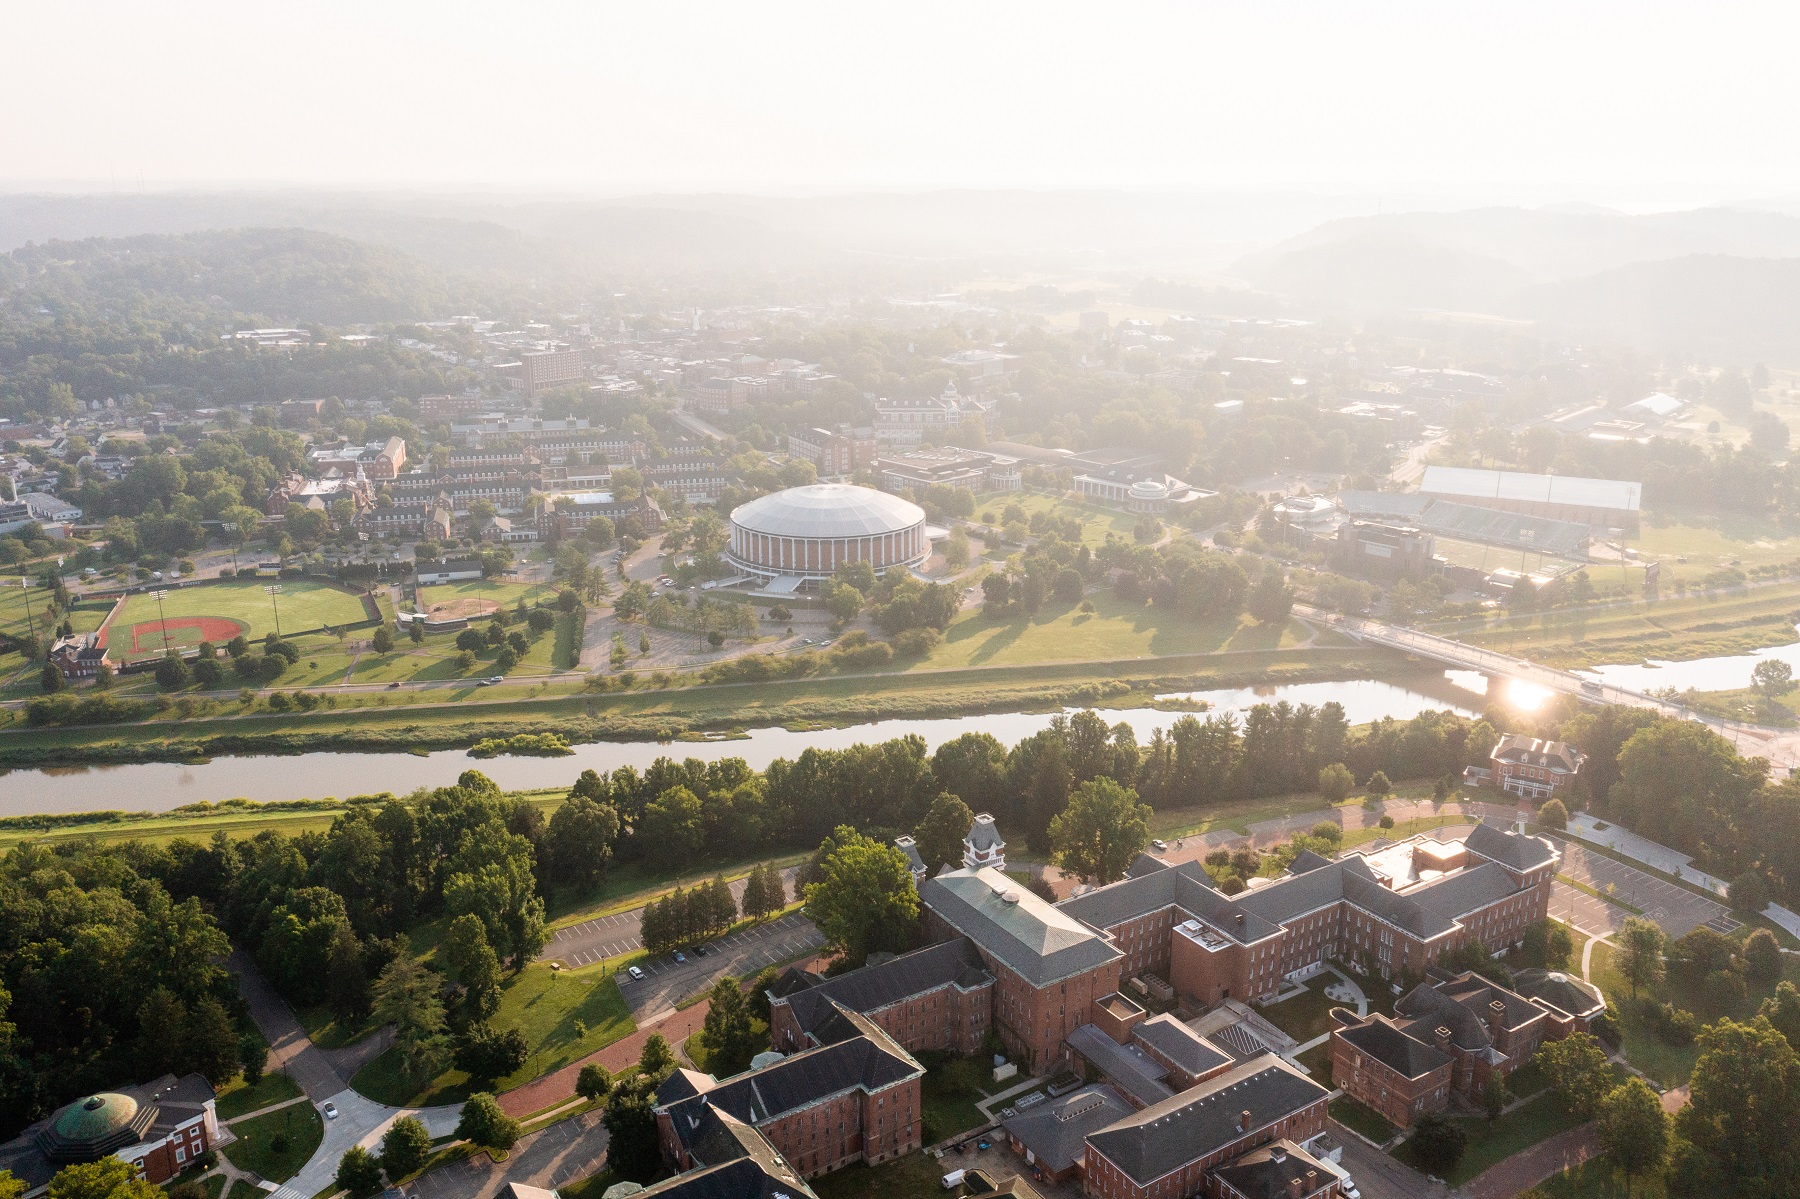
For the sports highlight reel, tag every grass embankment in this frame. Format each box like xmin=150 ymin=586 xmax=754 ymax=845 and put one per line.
xmin=351 ymin=960 xmax=634 ymax=1107
xmin=1424 ymin=579 xmax=1800 ymax=669
xmin=1395 ymin=1092 xmax=1574 ymax=1186
xmin=1535 ymin=1156 xmax=1668 ymax=1199
xmin=917 ymin=587 xmax=1311 ymax=670
xmin=221 ymin=1101 xmax=322 ymax=1182
xmin=0 ymin=644 xmax=1406 ymax=768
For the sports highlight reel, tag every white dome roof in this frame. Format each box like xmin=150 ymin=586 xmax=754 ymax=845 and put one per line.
xmin=731 ymin=484 xmax=926 ymax=539
xmin=1129 ymin=479 xmax=1170 ymax=500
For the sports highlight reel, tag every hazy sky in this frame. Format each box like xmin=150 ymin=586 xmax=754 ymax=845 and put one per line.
xmin=6 ymin=0 xmax=1798 ymax=205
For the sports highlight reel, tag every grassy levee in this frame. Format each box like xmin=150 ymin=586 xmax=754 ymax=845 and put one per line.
xmin=1423 ymin=578 xmax=1800 ymax=669
xmin=0 ymin=644 xmax=1405 ymax=769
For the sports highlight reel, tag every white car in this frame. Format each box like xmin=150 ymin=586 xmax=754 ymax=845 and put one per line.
xmin=627 ymin=965 xmax=646 ymax=981
xmin=321 ymin=1101 xmax=338 ymax=1120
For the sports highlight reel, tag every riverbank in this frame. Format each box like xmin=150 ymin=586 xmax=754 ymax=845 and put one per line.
xmin=0 ymin=645 xmax=1404 ymax=770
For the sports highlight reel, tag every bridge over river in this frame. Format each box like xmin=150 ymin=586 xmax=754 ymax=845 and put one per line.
xmin=1304 ymin=604 xmax=1800 ymax=774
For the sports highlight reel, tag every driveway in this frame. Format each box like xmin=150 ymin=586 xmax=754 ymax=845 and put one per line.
xmin=542 ymin=867 xmax=803 ymax=967
xmin=1328 ymin=1121 xmax=1445 ymax=1199
xmin=233 ymin=954 xmax=463 ymax=1199
xmin=613 ymin=911 xmax=825 ymax=1018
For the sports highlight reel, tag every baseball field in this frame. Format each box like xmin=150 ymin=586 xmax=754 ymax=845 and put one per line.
xmin=103 ymin=578 xmax=371 ymax=662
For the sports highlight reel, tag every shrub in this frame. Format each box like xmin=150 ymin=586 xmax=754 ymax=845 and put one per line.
xmin=1742 ymin=928 xmax=1783 ymax=982
xmin=266 ymin=691 xmax=293 ymax=713
xmin=1318 ymin=763 xmax=1354 ymax=803
xmin=1407 ymin=1113 xmax=1467 ymax=1176
xmin=1538 ymin=798 xmax=1568 ymax=830
xmin=528 ymin=608 xmax=556 ymax=633
xmin=893 ymin=627 xmax=942 ymax=658
xmin=192 ymin=657 xmax=223 ymax=688
xmin=154 ymin=654 xmax=190 ymax=691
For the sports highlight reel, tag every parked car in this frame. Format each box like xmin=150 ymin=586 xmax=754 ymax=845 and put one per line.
xmin=673 ymin=951 xmax=687 ymax=965
xmin=627 ymin=965 xmax=646 ymax=981
xmin=1151 ymin=839 xmax=1168 ymax=851
xmin=321 ymin=1101 xmax=338 ymax=1120
xmin=693 ymin=944 xmax=710 ymax=957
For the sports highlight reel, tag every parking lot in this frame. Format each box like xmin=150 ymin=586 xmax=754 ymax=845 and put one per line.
xmin=1552 ymin=835 xmax=1739 ymax=939
xmin=393 ymin=1109 xmax=609 ymax=1199
xmin=541 ymin=865 xmax=802 ymax=967
xmin=614 ymin=911 xmax=825 ymax=1017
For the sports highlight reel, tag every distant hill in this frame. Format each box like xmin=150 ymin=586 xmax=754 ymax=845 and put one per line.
xmin=0 ymin=227 xmax=477 ymax=326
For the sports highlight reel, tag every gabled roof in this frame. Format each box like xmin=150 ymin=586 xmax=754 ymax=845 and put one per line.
xmin=1084 ymin=1055 xmax=1328 ymax=1186
xmin=1335 ymin=1014 xmax=1453 ymax=1079
xmin=1002 ymin=1086 xmax=1132 ymax=1175
xmin=919 ymin=868 xmax=1120 ymax=987
xmin=1066 ymin=1024 xmax=1175 ymax=1107
xmin=1464 ymin=822 xmax=1558 ymax=872
xmin=662 ymin=1003 xmax=921 ymax=1150
xmin=642 ymin=1107 xmax=817 ymax=1199
xmin=1131 ymin=1015 xmax=1231 ymax=1079
xmin=1212 ymin=1140 xmax=1337 ymax=1199
xmin=777 ymin=939 xmax=991 ymax=1043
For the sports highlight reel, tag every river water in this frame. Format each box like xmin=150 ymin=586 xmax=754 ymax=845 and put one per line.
xmin=1575 ymin=629 xmax=1800 ymax=694
xmin=3 ymin=674 xmax=1490 ymax=817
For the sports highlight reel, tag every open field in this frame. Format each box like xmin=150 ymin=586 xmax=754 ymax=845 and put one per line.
xmin=980 ymin=489 xmax=1154 ymax=548
xmin=1425 ymin=578 xmax=1800 ymax=667
xmin=109 ymin=579 xmax=370 ymax=660
xmin=351 ymin=960 xmax=633 ymax=1107
xmin=918 ymin=587 xmax=1309 ymax=669
xmin=0 ymin=644 xmax=1404 ymax=767
xmin=413 ymin=578 xmax=559 ymax=617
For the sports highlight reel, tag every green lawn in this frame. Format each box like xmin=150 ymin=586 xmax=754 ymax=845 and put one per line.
xmin=916 ymin=1053 xmax=998 ymax=1144
xmin=220 ymin=1101 xmax=322 ymax=1183
xmin=1396 ymin=1094 xmax=1568 ymax=1186
xmin=214 ymin=1071 xmax=302 ymax=1120
xmin=917 ymin=586 xmax=1308 ymax=670
xmin=1328 ymin=1097 xmax=1395 ymax=1145
xmin=111 ymin=578 xmax=370 ymax=661
xmin=980 ymin=490 xmax=1152 ymax=549
xmin=351 ymin=961 xmax=635 ymax=1106
xmin=812 ymin=1150 xmax=954 ymax=1199
xmin=1257 ymin=977 xmax=1341 ymax=1044
xmin=415 ymin=579 xmax=559 ymax=616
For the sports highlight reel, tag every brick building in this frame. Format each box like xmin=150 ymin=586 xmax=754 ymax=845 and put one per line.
xmin=520 ymin=347 xmax=586 ymax=398
xmin=769 ymin=938 xmax=994 ymax=1057
xmin=1477 ymin=734 xmax=1586 ymax=801
xmin=788 ymin=426 xmax=877 ymax=477
xmin=918 ymin=867 xmax=1124 ymax=1073
xmin=1331 ymin=966 xmax=1606 ymax=1127
xmin=0 ymin=1075 xmax=219 ymax=1196
xmin=655 ymin=1002 xmax=922 ymax=1180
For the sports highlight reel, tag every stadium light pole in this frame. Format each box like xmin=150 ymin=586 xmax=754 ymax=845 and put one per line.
xmin=18 ymin=578 xmax=35 ymax=647
xmin=149 ymin=589 xmax=170 ymax=656
xmin=265 ymin=584 xmax=282 ymax=638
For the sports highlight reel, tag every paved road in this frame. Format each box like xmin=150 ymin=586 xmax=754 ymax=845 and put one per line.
xmin=395 ymin=1109 xmax=610 ymax=1199
xmin=232 ymin=953 xmax=462 ymax=1199
xmin=542 ymin=866 xmax=802 ymax=966
xmin=1328 ymin=1121 xmax=1445 ymax=1199
xmin=613 ymin=911 xmax=825 ymax=1018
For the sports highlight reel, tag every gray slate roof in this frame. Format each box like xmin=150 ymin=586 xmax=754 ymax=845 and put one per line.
xmin=1464 ymin=821 xmax=1558 ymax=871
xmin=777 ymin=938 xmax=991 ymax=1043
xmin=1511 ymin=968 xmax=1606 ymax=1020
xmin=920 ymin=868 xmax=1120 ymax=986
xmin=643 ymin=1106 xmax=818 ymax=1199
xmin=1002 ymin=1086 xmax=1132 ymax=1175
xmin=1131 ymin=1015 xmax=1231 ymax=1079
xmin=1336 ymin=1015 xmax=1453 ymax=1079
xmin=1084 ymin=1055 xmax=1328 ymax=1185
xmin=1066 ymin=1024 xmax=1176 ymax=1106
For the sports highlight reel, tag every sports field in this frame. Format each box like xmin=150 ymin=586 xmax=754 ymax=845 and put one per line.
xmin=104 ymin=579 xmax=370 ymax=662
xmin=415 ymin=579 xmax=558 ymax=619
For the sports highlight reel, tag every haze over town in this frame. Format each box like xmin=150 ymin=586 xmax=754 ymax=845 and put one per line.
xmin=3 ymin=7 xmax=1800 ymax=1199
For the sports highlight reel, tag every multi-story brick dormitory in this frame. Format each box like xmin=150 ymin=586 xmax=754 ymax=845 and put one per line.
xmin=1330 ymin=966 xmax=1607 ymax=1127
xmin=769 ymin=937 xmax=995 ymax=1057
xmin=655 ymin=1001 xmax=923 ymax=1181
xmin=1467 ymin=734 xmax=1587 ymax=801
xmin=1047 ymin=820 xmax=1555 ymax=1003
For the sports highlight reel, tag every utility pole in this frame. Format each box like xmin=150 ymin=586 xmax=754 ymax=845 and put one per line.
xmin=149 ymin=589 xmax=171 ymax=656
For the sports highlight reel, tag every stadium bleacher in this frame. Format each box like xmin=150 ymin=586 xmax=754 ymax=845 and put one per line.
xmin=1335 ymin=491 xmax=1591 ymax=559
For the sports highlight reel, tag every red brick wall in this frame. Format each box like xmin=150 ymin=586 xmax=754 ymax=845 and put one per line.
xmin=1082 ymin=1097 xmax=1328 ymax=1199
xmin=1330 ymin=1031 xmax=1452 ymax=1129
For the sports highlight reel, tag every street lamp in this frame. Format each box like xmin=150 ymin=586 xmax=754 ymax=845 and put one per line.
xmin=264 ymin=584 xmax=283 ymax=638
xmin=148 ymin=589 xmax=171 ymax=656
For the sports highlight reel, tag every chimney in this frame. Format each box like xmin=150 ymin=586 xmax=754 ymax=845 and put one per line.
xmin=1238 ymin=1109 xmax=1252 ymax=1133
xmin=1306 ymin=1169 xmax=1318 ymax=1194
xmin=1489 ymin=1000 xmax=1507 ymax=1034
xmin=1288 ymin=1177 xmax=1304 ymax=1199
xmin=1434 ymin=1025 xmax=1452 ymax=1053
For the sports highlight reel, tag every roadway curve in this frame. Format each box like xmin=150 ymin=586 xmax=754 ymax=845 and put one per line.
xmin=1308 ymin=604 xmax=1800 ymax=772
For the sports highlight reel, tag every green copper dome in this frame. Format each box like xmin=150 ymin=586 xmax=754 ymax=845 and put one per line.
xmin=37 ymin=1092 xmax=156 ymax=1162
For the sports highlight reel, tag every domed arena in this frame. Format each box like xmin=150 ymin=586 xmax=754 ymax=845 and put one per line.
xmin=727 ymin=483 xmax=929 ymax=585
